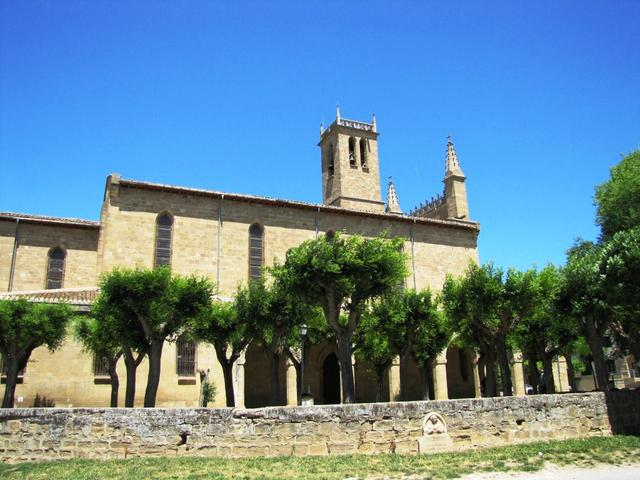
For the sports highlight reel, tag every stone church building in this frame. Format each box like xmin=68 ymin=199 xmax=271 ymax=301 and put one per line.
xmin=0 ymin=110 xmax=561 ymax=408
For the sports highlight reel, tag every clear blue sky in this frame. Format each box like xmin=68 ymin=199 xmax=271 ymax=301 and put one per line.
xmin=1 ymin=1 xmax=638 ymax=271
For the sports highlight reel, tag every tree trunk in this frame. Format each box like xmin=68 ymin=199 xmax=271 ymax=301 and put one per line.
xmin=143 ymin=341 xmax=164 ymax=407
xmin=419 ymin=359 xmax=433 ymax=400
xmin=527 ymin=350 xmax=540 ymax=393
xmin=335 ymin=331 xmax=355 ymax=403
xmin=1 ymin=360 xmax=20 ymax=408
xmin=221 ymin=362 xmax=235 ymax=407
xmin=399 ymin=353 xmax=411 ymax=401
xmin=107 ymin=360 xmax=119 ymax=408
xmin=375 ymin=365 xmax=386 ymax=402
xmin=484 ymin=351 xmax=498 ymax=397
xmin=270 ymin=351 xmax=281 ymax=406
xmin=540 ymin=353 xmax=556 ymax=394
xmin=585 ymin=316 xmax=610 ymax=392
xmin=496 ymin=340 xmax=513 ymax=396
xmin=123 ymin=348 xmax=140 ymax=408
xmin=564 ymin=353 xmax=577 ymax=392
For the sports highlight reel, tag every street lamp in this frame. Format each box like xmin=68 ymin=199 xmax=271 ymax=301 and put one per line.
xmin=300 ymin=324 xmax=308 ymax=405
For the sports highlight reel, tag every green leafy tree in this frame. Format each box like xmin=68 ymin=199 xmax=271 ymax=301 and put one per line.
xmin=595 ymin=150 xmax=640 ymax=240
xmin=513 ymin=266 xmax=578 ymax=394
xmin=0 ymin=300 xmax=74 ymax=408
xmin=599 ymin=227 xmax=640 ymax=360
xmin=410 ymin=294 xmax=451 ymax=400
xmin=74 ymin=315 xmax=123 ymax=407
xmin=273 ymin=232 xmax=407 ymax=403
xmin=354 ymin=295 xmax=403 ymax=402
xmin=557 ymin=240 xmax=612 ymax=391
xmin=441 ymin=263 xmax=503 ymax=397
xmin=98 ymin=268 xmax=213 ymax=407
xmin=190 ymin=282 xmax=263 ymax=407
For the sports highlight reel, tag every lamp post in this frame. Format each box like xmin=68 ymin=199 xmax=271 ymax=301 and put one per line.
xmin=300 ymin=323 xmax=307 ymax=405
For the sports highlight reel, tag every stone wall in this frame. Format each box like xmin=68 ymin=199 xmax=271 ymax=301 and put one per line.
xmin=2 ymin=391 xmax=638 ymax=463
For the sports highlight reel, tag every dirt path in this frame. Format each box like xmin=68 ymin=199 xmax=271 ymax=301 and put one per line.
xmin=458 ymin=463 xmax=640 ymax=479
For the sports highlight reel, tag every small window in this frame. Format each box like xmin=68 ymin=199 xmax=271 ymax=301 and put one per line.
xmin=176 ymin=337 xmax=196 ymax=377
xmin=46 ymin=247 xmax=66 ymax=289
xmin=349 ymin=137 xmax=357 ymax=167
xmin=248 ymin=223 xmax=264 ymax=280
xmin=360 ymin=139 xmax=368 ymax=169
xmin=155 ymin=213 xmax=173 ymax=268
xmin=93 ymin=355 xmax=110 ymax=377
xmin=327 ymin=144 xmax=335 ymax=176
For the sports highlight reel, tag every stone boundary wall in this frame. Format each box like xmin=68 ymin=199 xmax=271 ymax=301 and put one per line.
xmin=1 ymin=391 xmax=639 ymax=463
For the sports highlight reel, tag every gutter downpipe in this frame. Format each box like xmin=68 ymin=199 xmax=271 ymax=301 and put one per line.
xmin=8 ymin=218 xmax=20 ymax=291
xmin=411 ymin=217 xmax=417 ymax=290
xmin=216 ymin=195 xmax=224 ymax=294
xmin=315 ymin=207 xmax=320 ymax=238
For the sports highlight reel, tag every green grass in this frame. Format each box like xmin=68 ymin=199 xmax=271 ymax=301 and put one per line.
xmin=1 ymin=436 xmax=639 ymax=480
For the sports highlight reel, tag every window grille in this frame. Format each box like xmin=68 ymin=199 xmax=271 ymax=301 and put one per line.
xmin=93 ymin=355 xmax=110 ymax=377
xmin=248 ymin=223 xmax=264 ymax=280
xmin=46 ymin=247 xmax=65 ymax=289
xmin=155 ymin=213 xmax=173 ymax=268
xmin=176 ymin=338 xmax=196 ymax=377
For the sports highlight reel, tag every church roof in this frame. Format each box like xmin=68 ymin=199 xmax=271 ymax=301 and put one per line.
xmin=118 ymin=177 xmax=479 ymax=232
xmin=0 ymin=212 xmax=99 ymax=229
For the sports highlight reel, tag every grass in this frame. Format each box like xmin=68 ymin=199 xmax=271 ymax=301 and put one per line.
xmin=1 ymin=435 xmax=639 ymax=480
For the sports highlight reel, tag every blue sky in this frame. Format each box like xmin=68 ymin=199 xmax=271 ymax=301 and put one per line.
xmin=1 ymin=1 xmax=638 ymax=271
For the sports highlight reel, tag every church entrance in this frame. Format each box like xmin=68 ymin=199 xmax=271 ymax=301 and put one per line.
xmin=322 ymin=353 xmax=341 ymax=404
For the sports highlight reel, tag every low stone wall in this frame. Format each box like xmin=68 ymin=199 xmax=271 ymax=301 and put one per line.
xmin=1 ymin=391 xmax=639 ymax=463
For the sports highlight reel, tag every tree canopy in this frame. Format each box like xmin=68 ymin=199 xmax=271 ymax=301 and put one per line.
xmin=0 ymin=299 xmax=74 ymax=408
xmin=595 ymin=150 xmax=640 ymax=240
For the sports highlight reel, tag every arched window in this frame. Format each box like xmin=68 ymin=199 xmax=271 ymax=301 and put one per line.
xmin=155 ymin=213 xmax=173 ymax=268
xmin=46 ymin=247 xmax=66 ymax=289
xmin=248 ymin=223 xmax=264 ymax=280
xmin=360 ymin=139 xmax=368 ymax=169
xmin=327 ymin=144 xmax=335 ymax=176
xmin=176 ymin=336 xmax=196 ymax=377
xmin=348 ymin=137 xmax=357 ymax=167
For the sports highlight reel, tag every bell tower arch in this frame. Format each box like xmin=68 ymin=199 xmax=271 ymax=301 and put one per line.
xmin=318 ymin=107 xmax=384 ymax=212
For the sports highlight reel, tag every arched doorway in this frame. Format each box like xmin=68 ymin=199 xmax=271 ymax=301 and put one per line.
xmin=322 ymin=353 xmax=341 ymax=404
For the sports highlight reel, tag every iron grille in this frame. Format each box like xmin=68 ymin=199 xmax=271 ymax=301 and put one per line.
xmin=176 ymin=338 xmax=196 ymax=377
xmin=46 ymin=248 xmax=65 ymax=289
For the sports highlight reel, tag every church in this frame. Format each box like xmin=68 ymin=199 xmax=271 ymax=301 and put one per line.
xmin=1 ymin=110 xmax=549 ymax=408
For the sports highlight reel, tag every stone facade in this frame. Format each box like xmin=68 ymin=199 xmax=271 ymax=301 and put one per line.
xmin=2 ymin=391 xmax=638 ymax=462
xmin=0 ymin=112 xmax=496 ymax=409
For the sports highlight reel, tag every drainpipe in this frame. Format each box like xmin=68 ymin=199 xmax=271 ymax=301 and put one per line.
xmin=216 ymin=195 xmax=224 ymax=294
xmin=411 ymin=218 xmax=417 ymax=290
xmin=8 ymin=218 xmax=20 ymax=291
xmin=315 ymin=207 xmax=320 ymax=238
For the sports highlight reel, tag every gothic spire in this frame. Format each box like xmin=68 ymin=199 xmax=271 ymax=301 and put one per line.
xmin=336 ymin=104 xmax=341 ymax=122
xmin=385 ymin=177 xmax=402 ymax=214
xmin=445 ymin=135 xmax=465 ymax=178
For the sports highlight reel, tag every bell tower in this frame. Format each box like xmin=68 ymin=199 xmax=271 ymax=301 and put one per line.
xmin=318 ymin=107 xmax=384 ymax=212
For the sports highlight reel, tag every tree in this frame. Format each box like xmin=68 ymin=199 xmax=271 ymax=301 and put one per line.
xmin=410 ymin=293 xmax=451 ymax=400
xmin=513 ymin=266 xmax=578 ymax=394
xmin=190 ymin=282 xmax=262 ymax=407
xmin=74 ymin=315 xmax=122 ymax=407
xmin=441 ymin=263 xmax=503 ymax=397
xmin=273 ymin=232 xmax=407 ymax=403
xmin=599 ymin=227 xmax=640 ymax=361
xmin=557 ymin=240 xmax=612 ymax=391
xmin=595 ymin=150 xmax=640 ymax=241
xmin=354 ymin=294 xmax=403 ymax=402
xmin=98 ymin=268 xmax=213 ymax=407
xmin=0 ymin=300 xmax=74 ymax=408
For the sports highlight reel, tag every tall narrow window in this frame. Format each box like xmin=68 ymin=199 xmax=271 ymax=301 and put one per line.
xmin=93 ymin=355 xmax=110 ymax=377
xmin=176 ymin=337 xmax=196 ymax=377
xmin=46 ymin=247 xmax=65 ymax=289
xmin=360 ymin=139 xmax=368 ymax=169
xmin=349 ymin=137 xmax=357 ymax=167
xmin=327 ymin=144 xmax=335 ymax=176
xmin=248 ymin=223 xmax=264 ymax=280
xmin=155 ymin=213 xmax=173 ymax=268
